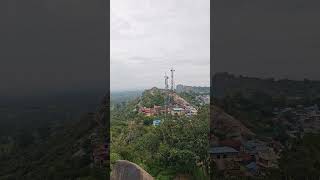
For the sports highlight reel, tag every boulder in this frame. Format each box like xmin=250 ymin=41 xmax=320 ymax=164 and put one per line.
xmin=111 ymin=160 xmax=154 ymax=180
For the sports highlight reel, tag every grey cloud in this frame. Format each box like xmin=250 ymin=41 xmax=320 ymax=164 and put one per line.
xmin=213 ymin=0 xmax=320 ymax=80
xmin=111 ymin=0 xmax=210 ymax=91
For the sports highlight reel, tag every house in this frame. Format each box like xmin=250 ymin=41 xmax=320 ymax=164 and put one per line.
xmin=244 ymin=140 xmax=268 ymax=155
xmin=209 ymin=146 xmax=239 ymax=159
xmin=239 ymin=152 xmax=254 ymax=164
xmin=153 ymin=119 xmax=161 ymax=126
xmin=171 ymin=107 xmax=184 ymax=116
xmin=209 ymin=146 xmax=239 ymax=170
xmin=139 ymin=105 xmax=165 ymax=117
xmin=219 ymin=139 xmax=242 ymax=151
xmin=139 ymin=107 xmax=154 ymax=116
xmin=246 ymin=162 xmax=258 ymax=175
xmin=190 ymin=107 xmax=198 ymax=115
xmin=256 ymin=149 xmax=279 ymax=169
xmin=269 ymin=140 xmax=284 ymax=154
xmin=153 ymin=105 xmax=162 ymax=114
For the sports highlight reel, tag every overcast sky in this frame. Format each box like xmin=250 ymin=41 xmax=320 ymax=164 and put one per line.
xmin=111 ymin=0 xmax=210 ymax=91
xmin=0 ymin=0 xmax=107 ymax=97
xmin=214 ymin=0 xmax=320 ymax=80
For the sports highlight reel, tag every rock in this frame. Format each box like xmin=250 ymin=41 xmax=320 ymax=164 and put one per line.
xmin=111 ymin=160 xmax=154 ymax=180
xmin=211 ymin=105 xmax=255 ymax=141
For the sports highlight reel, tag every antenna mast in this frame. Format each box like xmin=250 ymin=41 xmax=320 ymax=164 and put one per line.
xmin=164 ymin=73 xmax=169 ymax=90
xmin=170 ymin=68 xmax=175 ymax=91
xmin=164 ymin=73 xmax=169 ymax=120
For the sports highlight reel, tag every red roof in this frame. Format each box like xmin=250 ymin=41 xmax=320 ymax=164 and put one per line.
xmin=219 ymin=139 xmax=242 ymax=151
xmin=239 ymin=153 xmax=253 ymax=162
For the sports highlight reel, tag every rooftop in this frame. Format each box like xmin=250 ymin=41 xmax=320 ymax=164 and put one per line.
xmin=172 ymin=107 xmax=184 ymax=111
xmin=208 ymin=146 xmax=239 ymax=154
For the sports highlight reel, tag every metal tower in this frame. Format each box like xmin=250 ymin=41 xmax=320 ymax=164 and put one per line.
xmin=164 ymin=73 xmax=169 ymax=90
xmin=164 ymin=73 xmax=169 ymax=120
xmin=170 ymin=68 xmax=175 ymax=91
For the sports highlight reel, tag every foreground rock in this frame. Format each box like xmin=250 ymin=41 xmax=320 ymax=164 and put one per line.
xmin=111 ymin=160 xmax=154 ymax=180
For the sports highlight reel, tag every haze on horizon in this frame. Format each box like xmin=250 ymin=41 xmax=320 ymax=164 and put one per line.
xmin=110 ymin=0 xmax=210 ymax=92
xmin=213 ymin=0 xmax=320 ymax=81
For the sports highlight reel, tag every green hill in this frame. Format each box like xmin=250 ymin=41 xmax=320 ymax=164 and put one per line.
xmin=110 ymin=88 xmax=210 ymax=179
xmin=0 ymin=96 xmax=108 ymax=180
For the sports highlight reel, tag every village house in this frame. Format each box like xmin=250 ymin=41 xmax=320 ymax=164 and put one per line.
xmin=219 ymin=139 xmax=242 ymax=151
xmin=209 ymin=137 xmax=283 ymax=177
xmin=245 ymin=162 xmax=258 ymax=176
xmin=139 ymin=107 xmax=153 ymax=116
xmin=243 ymin=140 xmax=268 ymax=155
xmin=273 ymin=104 xmax=320 ymax=135
xmin=209 ymin=146 xmax=239 ymax=161
xmin=139 ymin=105 xmax=165 ymax=117
xmin=209 ymin=146 xmax=239 ymax=170
xmin=185 ymin=109 xmax=197 ymax=116
xmin=189 ymin=107 xmax=198 ymax=115
xmin=171 ymin=107 xmax=185 ymax=116
xmin=153 ymin=119 xmax=161 ymax=126
xmin=269 ymin=140 xmax=284 ymax=154
xmin=256 ymin=149 xmax=279 ymax=169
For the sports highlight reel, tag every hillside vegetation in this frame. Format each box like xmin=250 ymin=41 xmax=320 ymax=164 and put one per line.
xmin=0 ymin=94 xmax=108 ymax=180
xmin=111 ymin=88 xmax=210 ymax=179
xmin=212 ymin=73 xmax=320 ymax=179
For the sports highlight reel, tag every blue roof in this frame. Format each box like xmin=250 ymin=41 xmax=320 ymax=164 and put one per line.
xmin=153 ymin=120 xmax=161 ymax=126
xmin=244 ymin=141 xmax=258 ymax=149
xmin=246 ymin=162 xmax=257 ymax=170
xmin=208 ymin=146 xmax=239 ymax=154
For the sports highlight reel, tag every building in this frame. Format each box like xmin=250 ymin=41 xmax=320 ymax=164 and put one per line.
xmin=171 ymin=107 xmax=185 ymax=116
xmin=209 ymin=146 xmax=239 ymax=170
xmin=243 ymin=140 xmax=268 ymax=155
xmin=256 ymin=149 xmax=279 ymax=169
xmin=153 ymin=105 xmax=162 ymax=114
xmin=139 ymin=107 xmax=155 ymax=116
xmin=245 ymin=162 xmax=258 ymax=175
xmin=219 ymin=139 xmax=242 ymax=151
xmin=189 ymin=107 xmax=198 ymax=115
xmin=139 ymin=105 xmax=165 ymax=117
xmin=153 ymin=119 xmax=161 ymax=126
xmin=209 ymin=146 xmax=239 ymax=159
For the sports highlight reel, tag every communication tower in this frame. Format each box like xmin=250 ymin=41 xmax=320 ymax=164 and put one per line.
xmin=170 ymin=68 xmax=175 ymax=91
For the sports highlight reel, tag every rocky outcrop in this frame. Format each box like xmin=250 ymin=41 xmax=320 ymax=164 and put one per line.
xmin=111 ymin=160 xmax=154 ymax=180
xmin=170 ymin=93 xmax=191 ymax=107
xmin=211 ymin=105 xmax=255 ymax=141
